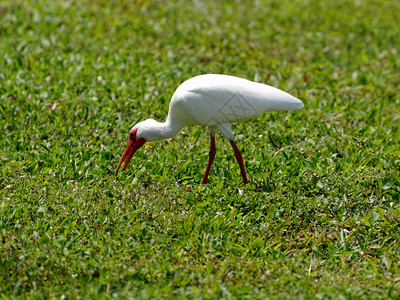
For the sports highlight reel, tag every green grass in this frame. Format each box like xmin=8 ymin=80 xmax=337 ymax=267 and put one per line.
xmin=1 ymin=0 xmax=400 ymax=298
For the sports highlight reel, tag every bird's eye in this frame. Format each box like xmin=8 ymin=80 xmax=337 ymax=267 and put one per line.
xmin=130 ymin=132 xmax=135 ymax=139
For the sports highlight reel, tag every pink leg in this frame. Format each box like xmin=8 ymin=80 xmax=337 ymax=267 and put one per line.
xmin=201 ymin=135 xmax=216 ymax=184
xmin=229 ymin=140 xmax=248 ymax=184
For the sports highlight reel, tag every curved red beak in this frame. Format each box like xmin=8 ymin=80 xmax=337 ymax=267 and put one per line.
xmin=115 ymin=131 xmax=146 ymax=175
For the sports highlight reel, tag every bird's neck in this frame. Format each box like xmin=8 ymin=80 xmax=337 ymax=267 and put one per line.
xmin=146 ymin=118 xmax=183 ymax=141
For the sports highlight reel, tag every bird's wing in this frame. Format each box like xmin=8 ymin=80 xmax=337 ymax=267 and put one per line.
xmin=170 ymin=74 xmax=303 ymax=126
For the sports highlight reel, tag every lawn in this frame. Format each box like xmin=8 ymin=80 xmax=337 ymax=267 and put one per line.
xmin=1 ymin=0 xmax=400 ymax=298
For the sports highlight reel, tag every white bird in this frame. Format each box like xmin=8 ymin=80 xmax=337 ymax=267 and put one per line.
xmin=115 ymin=74 xmax=303 ymax=184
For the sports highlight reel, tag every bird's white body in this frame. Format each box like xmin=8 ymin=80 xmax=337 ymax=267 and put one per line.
xmin=169 ymin=74 xmax=303 ymax=127
xmin=135 ymin=74 xmax=303 ymax=141
xmin=116 ymin=74 xmax=304 ymax=184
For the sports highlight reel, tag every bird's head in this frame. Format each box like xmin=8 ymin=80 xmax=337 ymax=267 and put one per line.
xmin=115 ymin=118 xmax=174 ymax=175
xmin=115 ymin=123 xmax=147 ymax=175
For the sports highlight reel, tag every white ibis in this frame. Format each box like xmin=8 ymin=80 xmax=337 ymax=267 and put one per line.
xmin=115 ymin=74 xmax=303 ymax=184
